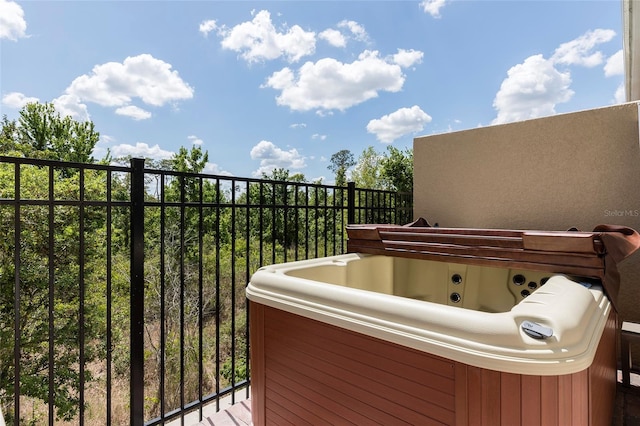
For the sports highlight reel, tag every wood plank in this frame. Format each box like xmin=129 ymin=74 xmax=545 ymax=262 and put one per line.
xmin=521 ymin=375 xmax=541 ymax=426
xmin=571 ymin=370 xmax=588 ymax=426
xmin=588 ymin=310 xmax=617 ymax=426
xmin=249 ymin=302 xmax=266 ymax=426
xmin=500 ymin=373 xmax=521 ymax=425
xmin=540 ymin=376 xmax=559 ymax=426
xmin=467 ymin=366 xmax=482 ymax=426
xmin=480 ymin=369 xmax=500 ymax=425
xmin=455 ymin=363 xmax=468 ymax=426
xmin=557 ymin=374 xmax=573 ymax=426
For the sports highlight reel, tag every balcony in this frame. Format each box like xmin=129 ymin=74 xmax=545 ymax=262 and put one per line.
xmin=1 ymin=154 xmax=639 ymax=425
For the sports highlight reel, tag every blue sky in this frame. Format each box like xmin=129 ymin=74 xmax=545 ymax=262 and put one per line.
xmin=0 ymin=0 xmax=626 ymax=182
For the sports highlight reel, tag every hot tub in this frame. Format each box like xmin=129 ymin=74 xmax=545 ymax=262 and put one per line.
xmin=247 ymin=222 xmax=639 ymax=425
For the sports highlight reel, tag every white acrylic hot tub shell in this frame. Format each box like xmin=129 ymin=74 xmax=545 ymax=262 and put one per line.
xmin=246 ymin=253 xmax=611 ymax=376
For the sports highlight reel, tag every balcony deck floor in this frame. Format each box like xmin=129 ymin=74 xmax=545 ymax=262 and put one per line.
xmin=195 ymin=400 xmax=251 ymax=426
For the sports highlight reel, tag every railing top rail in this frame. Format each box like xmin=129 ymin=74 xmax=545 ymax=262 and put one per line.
xmin=0 ymin=155 xmax=131 ymax=173
xmin=0 ymin=156 xmax=410 ymax=199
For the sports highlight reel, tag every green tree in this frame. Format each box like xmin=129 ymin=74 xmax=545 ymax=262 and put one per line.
xmin=380 ymin=146 xmax=413 ymax=193
xmin=328 ymin=149 xmax=355 ymax=187
xmin=143 ymin=145 xmax=234 ymax=414
xmin=171 ymin=145 xmax=208 ymax=174
xmin=0 ymin=165 xmax=109 ymax=423
xmin=0 ymin=106 xmax=113 ymax=423
xmin=262 ymin=167 xmax=306 ymax=184
xmin=0 ymin=115 xmax=19 ymax=154
xmin=246 ymin=168 xmax=308 ymax=248
xmin=11 ymin=102 xmax=99 ymax=163
xmin=351 ymin=146 xmax=383 ymax=189
xmin=350 ymin=145 xmax=413 ymax=193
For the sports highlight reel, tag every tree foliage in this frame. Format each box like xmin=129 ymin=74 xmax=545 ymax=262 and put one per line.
xmin=0 ymin=167 xmax=119 ymax=423
xmin=0 ymin=103 xmax=107 ymax=423
xmin=380 ymin=146 xmax=413 ymax=193
xmin=327 ymin=149 xmax=355 ymax=187
xmin=351 ymin=146 xmax=383 ymax=190
xmin=350 ymin=145 xmax=413 ymax=193
xmin=3 ymin=102 xmax=100 ymax=163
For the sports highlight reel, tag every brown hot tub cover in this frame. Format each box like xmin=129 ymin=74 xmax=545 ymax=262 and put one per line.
xmin=346 ymin=219 xmax=640 ymax=311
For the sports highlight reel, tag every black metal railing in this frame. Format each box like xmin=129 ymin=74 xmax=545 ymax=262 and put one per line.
xmin=0 ymin=156 xmax=412 ymax=425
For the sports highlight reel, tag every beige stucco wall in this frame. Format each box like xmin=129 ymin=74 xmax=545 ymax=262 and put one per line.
xmin=414 ymin=102 xmax=640 ymax=358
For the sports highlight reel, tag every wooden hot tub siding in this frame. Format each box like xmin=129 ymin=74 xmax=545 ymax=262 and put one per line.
xmin=250 ymin=303 xmax=618 ymax=426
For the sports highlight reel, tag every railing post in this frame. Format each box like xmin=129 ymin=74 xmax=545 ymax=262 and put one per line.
xmin=130 ymin=158 xmax=145 ymax=426
xmin=13 ymin=163 xmax=21 ymax=426
xmin=347 ymin=182 xmax=355 ymax=224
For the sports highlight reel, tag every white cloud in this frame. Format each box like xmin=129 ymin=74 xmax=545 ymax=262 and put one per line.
xmin=263 ymin=50 xmax=413 ymax=112
xmin=319 ymin=28 xmax=346 ymax=48
xmin=550 ymin=29 xmax=616 ymax=67
xmin=366 ymin=105 xmax=432 ymax=143
xmin=110 ymin=142 xmax=174 ymax=160
xmin=199 ymin=19 xmax=217 ymax=37
xmin=604 ymin=49 xmax=624 ymax=77
xmin=613 ymin=82 xmax=626 ymax=104
xmin=1 ymin=91 xmax=39 ymax=109
xmin=203 ymin=162 xmax=231 ymax=176
xmin=63 ymin=54 xmax=193 ymax=113
xmin=115 ymin=105 xmax=152 ymax=120
xmin=311 ymin=133 xmax=327 ymax=140
xmin=100 ymin=134 xmax=115 ymax=144
xmin=492 ymin=54 xmax=573 ymax=125
xmin=52 ymin=94 xmax=90 ymax=121
xmin=0 ymin=0 xmax=27 ymax=41
xmin=289 ymin=123 xmax=307 ymax=129
xmin=420 ymin=0 xmax=448 ymax=18
xmin=319 ymin=20 xmax=367 ymax=49
xmin=188 ymin=135 xmax=204 ymax=145
xmin=337 ymin=20 xmax=368 ymax=43
xmin=250 ymin=140 xmax=306 ymax=176
xmin=218 ymin=10 xmax=316 ymax=63
xmin=491 ymin=29 xmax=616 ymax=125
xmin=392 ymin=49 xmax=424 ymax=68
